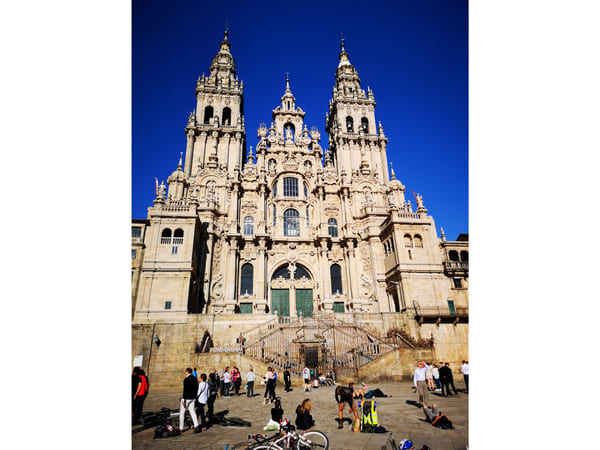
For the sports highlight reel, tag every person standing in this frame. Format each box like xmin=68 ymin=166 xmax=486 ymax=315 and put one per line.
xmin=245 ymin=366 xmax=256 ymax=398
xmin=425 ymin=362 xmax=435 ymax=391
xmin=231 ymin=367 xmax=241 ymax=396
xmin=413 ymin=361 xmax=430 ymax=406
xmin=222 ymin=366 xmax=231 ymax=397
xmin=335 ymin=384 xmax=360 ymax=431
xmin=206 ymin=372 xmax=219 ymax=421
xmin=439 ymin=362 xmax=459 ymax=397
xmin=303 ymin=366 xmax=311 ymax=392
xmin=179 ymin=367 xmax=200 ymax=432
xmin=132 ymin=367 xmax=142 ymax=424
xmin=195 ymin=373 xmax=208 ymax=432
xmin=460 ymin=360 xmax=469 ymax=393
xmin=284 ymin=366 xmax=292 ymax=392
xmin=432 ymin=364 xmax=441 ymax=392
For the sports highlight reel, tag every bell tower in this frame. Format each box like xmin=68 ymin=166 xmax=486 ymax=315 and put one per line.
xmin=183 ymin=30 xmax=246 ymax=179
xmin=325 ymin=40 xmax=389 ymax=184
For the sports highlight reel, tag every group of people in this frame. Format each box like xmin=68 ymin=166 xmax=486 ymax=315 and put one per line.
xmin=413 ymin=360 xmax=468 ymax=405
xmin=179 ymin=367 xmax=221 ymax=434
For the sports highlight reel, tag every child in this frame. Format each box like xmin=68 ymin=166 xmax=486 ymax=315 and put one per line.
xmin=295 ymin=398 xmax=315 ymax=431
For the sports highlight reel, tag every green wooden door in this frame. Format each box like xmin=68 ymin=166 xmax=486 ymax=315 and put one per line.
xmin=272 ymin=289 xmax=290 ymax=317
xmin=296 ymin=289 xmax=313 ymax=317
xmin=333 ymin=302 xmax=345 ymax=313
xmin=239 ymin=302 xmax=253 ymax=314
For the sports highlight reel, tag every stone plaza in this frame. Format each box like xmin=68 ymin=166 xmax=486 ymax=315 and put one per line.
xmin=132 ymin=379 xmax=468 ymax=449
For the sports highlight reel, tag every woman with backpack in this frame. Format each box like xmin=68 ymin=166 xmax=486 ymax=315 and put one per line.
xmin=206 ymin=372 xmax=219 ymax=421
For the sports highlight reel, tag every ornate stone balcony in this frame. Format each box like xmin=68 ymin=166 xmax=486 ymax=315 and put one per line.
xmin=413 ymin=301 xmax=468 ymax=325
xmin=443 ymin=261 xmax=469 ymax=276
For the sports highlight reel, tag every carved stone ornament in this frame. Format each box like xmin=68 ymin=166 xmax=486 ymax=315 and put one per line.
xmin=211 ymin=273 xmax=224 ymax=300
xmin=242 ymin=165 xmax=258 ymax=182
xmin=283 ymin=154 xmax=299 ymax=171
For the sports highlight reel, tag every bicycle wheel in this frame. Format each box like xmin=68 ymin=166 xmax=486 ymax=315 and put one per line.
xmin=297 ymin=431 xmax=328 ymax=449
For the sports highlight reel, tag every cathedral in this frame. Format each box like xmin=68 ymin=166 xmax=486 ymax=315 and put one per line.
xmin=131 ymin=31 xmax=468 ymax=385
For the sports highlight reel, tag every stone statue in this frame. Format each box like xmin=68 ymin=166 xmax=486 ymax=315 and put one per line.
xmin=416 ymin=193 xmax=423 ymax=208
xmin=285 ymin=126 xmax=293 ymax=141
xmin=158 ymin=181 xmax=166 ymax=199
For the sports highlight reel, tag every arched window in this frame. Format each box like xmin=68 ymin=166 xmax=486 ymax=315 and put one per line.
xmin=304 ymin=182 xmax=308 ymax=199
xmin=404 ymin=234 xmax=413 ymax=248
xmin=161 ymin=228 xmax=172 ymax=244
xmin=460 ymin=251 xmax=469 ymax=262
xmin=240 ymin=263 xmax=253 ymax=295
xmin=306 ymin=206 xmax=310 ymax=227
xmin=449 ymin=250 xmax=459 ymax=261
xmin=294 ymin=265 xmax=311 ymax=280
xmin=243 ymin=216 xmax=254 ymax=236
xmin=283 ymin=209 xmax=300 ymax=236
xmin=273 ymin=180 xmax=277 ymax=198
xmin=283 ymin=177 xmax=298 ymax=197
xmin=204 ymin=106 xmax=214 ymax=124
xmin=173 ymin=228 xmax=184 ymax=245
xmin=273 ymin=265 xmax=290 ymax=279
xmin=361 ymin=117 xmax=369 ymax=134
xmin=328 ymin=218 xmax=338 ymax=237
xmin=346 ymin=116 xmax=354 ymax=132
xmin=222 ymin=107 xmax=231 ymax=125
xmin=414 ymin=234 xmax=423 ymax=248
xmin=330 ymin=264 xmax=343 ymax=295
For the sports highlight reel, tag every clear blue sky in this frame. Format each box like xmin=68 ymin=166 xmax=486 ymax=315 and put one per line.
xmin=133 ymin=0 xmax=468 ymax=239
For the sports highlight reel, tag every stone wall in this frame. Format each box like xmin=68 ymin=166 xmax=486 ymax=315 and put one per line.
xmin=132 ymin=312 xmax=468 ymax=387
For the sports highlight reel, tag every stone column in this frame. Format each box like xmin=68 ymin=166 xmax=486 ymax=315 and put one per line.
xmin=255 ymin=238 xmax=267 ymax=312
xmin=184 ymin=129 xmax=195 ymax=177
xmin=225 ymin=237 xmax=239 ymax=312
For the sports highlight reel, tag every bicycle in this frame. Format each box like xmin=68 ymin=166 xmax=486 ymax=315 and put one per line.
xmin=231 ymin=422 xmax=328 ymax=449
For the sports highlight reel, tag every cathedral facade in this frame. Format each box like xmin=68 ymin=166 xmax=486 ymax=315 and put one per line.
xmin=132 ymin=32 xmax=468 ymax=382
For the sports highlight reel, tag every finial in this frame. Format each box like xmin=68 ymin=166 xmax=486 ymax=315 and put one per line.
xmin=390 ymin=162 xmax=396 ymax=180
xmin=224 ymin=20 xmax=230 ymax=37
xmin=340 ymin=33 xmax=345 ymax=49
xmin=441 ymin=227 xmax=446 ymax=241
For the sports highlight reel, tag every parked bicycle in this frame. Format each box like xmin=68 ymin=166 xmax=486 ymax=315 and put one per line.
xmin=231 ymin=421 xmax=328 ymax=449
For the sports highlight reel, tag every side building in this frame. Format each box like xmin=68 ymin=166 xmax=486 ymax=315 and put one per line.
xmin=131 ymin=32 xmax=468 ymax=386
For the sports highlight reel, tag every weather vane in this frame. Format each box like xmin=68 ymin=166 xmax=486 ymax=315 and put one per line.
xmin=285 ymin=71 xmax=290 ymax=80
xmin=224 ymin=20 xmax=230 ymax=33
xmin=340 ymin=33 xmax=345 ymax=45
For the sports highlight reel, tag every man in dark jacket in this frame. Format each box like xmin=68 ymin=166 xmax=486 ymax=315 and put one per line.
xmin=179 ymin=367 xmax=200 ymax=432
xmin=284 ymin=367 xmax=292 ymax=392
xmin=439 ymin=363 xmax=458 ymax=397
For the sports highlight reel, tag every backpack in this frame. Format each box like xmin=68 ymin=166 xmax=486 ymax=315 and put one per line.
xmin=152 ymin=423 xmax=180 ymax=439
xmin=139 ymin=375 xmax=149 ymax=396
xmin=361 ymin=400 xmax=378 ymax=432
xmin=431 ymin=413 xmax=454 ymax=430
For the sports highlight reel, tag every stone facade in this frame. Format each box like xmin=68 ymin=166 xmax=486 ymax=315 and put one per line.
xmin=132 ymin=32 xmax=468 ymax=385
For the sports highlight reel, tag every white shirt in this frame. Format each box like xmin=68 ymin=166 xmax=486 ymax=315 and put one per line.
xmin=246 ymin=371 xmax=256 ymax=382
xmin=432 ymin=367 xmax=440 ymax=379
xmin=303 ymin=368 xmax=310 ymax=379
xmin=414 ymin=366 xmax=427 ymax=385
xmin=461 ymin=363 xmax=469 ymax=375
xmin=197 ymin=381 xmax=208 ymax=403
xmin=223 ymin=372 xmax=230 ymax=383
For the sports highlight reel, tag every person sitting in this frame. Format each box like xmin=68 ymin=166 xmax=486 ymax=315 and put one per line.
xmin=325 ymin=371 xmax=335 ymax=385
xmin=295 ymin=399 xmax=315 ymax=431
